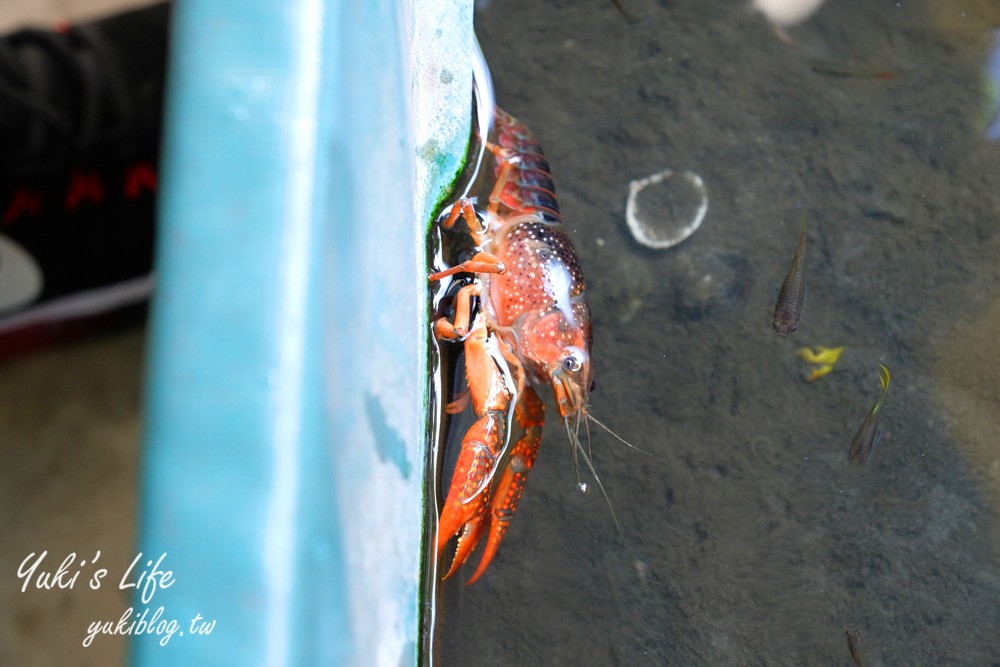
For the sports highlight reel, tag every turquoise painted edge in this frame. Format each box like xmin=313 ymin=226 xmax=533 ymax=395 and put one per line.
xmin=135 ymin=0 xmax=350 ymax=664
xmin=406 ymin=1 xmax=475 ymax=657
xmin=133 ymin=0 xmax=472 ymax=665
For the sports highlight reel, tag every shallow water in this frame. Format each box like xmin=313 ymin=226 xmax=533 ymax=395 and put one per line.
xmin=429 ymin=1 xmax=1000 ymax=664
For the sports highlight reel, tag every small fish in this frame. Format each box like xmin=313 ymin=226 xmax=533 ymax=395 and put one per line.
xmin=845 ymin=625 xmax=867 ymax=666
xmin=610 ymin=0 xmax=639 ymax=22
xmin=848 ymin=363 xmax=891 ymax=465
xmin=772 ymin=213 xmax=807 ymax=336
xmin=809 ymin=59 xmax=897 ymax=80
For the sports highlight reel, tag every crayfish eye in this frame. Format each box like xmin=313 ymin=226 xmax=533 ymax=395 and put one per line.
xmin=590 ymin=380 xmax=597 ymax=392
xmin=561 ymin=348 xmax=585 ymax=373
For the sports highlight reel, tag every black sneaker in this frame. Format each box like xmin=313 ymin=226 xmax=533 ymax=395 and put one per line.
xmin=0 ymin=2 xmax=170 ymax=359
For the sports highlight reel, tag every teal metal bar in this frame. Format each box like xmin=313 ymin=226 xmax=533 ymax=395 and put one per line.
xmin=135 ymin=0 xmax=472 ymax=665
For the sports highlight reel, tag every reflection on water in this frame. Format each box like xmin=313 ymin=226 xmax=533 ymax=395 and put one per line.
xmin=430 ymin=1 xmax=1000 ymax=664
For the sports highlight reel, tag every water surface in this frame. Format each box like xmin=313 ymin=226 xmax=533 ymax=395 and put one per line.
xmin=433 ymin=1 xmax=1000 ymax=664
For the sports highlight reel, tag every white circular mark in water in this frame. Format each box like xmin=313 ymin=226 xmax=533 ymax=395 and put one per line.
xmin=625 ymin=169 xmax=708 ymax=249
xmin=752 ymin=0 xmax=826 ymax=27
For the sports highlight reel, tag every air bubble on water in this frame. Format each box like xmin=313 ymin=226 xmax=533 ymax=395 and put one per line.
xmin=577 ymin=481 xmax=588 ymax=493
xmin=625 ymin=169 xmax=708 ymax=249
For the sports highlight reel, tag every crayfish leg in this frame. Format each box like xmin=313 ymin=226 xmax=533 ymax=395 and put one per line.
xmin=445 ymin=390 xmax=470 ymax=414
xmin=428 ymin=251 xmax=505 ymax=282
xmin=466 ymin=386 xmax=545 ymax=584
xmin=439 ymin=196 xmax=481 ymax=232
xmin=436 ymin=314 xmax=517 ymax=580
xmin=433 ymin=283 xmax=481 ymax=340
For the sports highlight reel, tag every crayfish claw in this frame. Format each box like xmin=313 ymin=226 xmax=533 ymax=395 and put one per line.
xmin=443 ymin=518 xmax=487 ymax=580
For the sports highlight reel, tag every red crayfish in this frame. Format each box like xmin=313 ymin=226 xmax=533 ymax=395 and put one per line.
xmin=430 ymin=109 xmax=610 ymax=583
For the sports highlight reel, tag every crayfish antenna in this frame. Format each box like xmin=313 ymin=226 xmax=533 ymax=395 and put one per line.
xmin=564 ymin=416 xmax=584 ymax=493
xmin=574 ymin=433 xmax=626 ymax=544
xmin=587 ymin=413 xmax=652 ymax=456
